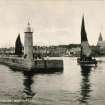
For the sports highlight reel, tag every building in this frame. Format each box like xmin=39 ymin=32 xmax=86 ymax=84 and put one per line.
xmin=97 ymin=32 xmax=105 ymax=54
xmin=33 ymin=46 xmax=67 ymax=57
xmin=97 ymin=32 xmax=105 ymax=48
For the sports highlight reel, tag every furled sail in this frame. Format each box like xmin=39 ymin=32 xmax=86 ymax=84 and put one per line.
xmin=81 ymin=16 xmax=91 ymax=57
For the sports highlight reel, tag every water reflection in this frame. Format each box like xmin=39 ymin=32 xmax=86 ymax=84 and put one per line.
xmin=79 ymin=66 xmax=92 ymax=104
xmin=23 ymin=71 xmax=35 ymax=98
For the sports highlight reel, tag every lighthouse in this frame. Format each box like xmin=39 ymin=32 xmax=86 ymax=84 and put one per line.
xmin=24 ymin=22 xmax=33 ymax=60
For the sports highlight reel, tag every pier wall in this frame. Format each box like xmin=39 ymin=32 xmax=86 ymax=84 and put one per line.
xmin=0 ymin=57 xmax=63 ymax=72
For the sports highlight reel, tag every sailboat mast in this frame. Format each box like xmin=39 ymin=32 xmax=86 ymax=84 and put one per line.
xmin=80 ymin=16 xmax=87 ymax=58
xmin=80 ymin=16 xmax=91 ymax=58
xmin=81 ymin=16 xmax=88 ymax=43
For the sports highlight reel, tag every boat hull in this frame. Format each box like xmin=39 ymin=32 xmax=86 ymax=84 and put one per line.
xmin=77 ymin=58 xmax=97 ymax=67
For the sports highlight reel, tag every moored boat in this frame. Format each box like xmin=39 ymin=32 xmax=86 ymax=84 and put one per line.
xmin=77 ymin=16 xmax=97 ymax=67
xmin=77 ymin=58 xmax=97 ymax=67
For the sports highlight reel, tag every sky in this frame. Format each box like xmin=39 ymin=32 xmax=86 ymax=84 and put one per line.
xmin=0 ymin=0 xmax=105 ymax=47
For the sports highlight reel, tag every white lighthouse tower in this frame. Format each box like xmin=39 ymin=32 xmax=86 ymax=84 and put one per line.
xmin=24 ymin=22 xmax=33 ymax=60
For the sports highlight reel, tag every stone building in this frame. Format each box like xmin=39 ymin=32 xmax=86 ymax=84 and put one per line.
xmin=97 ymin=32 xmax=105 ymax=54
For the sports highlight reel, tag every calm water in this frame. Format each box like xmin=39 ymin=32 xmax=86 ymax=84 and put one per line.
xmin=0 ymin=57 xmax=105 ymax=105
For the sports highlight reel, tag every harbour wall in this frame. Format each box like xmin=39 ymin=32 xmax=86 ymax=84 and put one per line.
xmin=0 ymin=57 xmax=63 ymax=72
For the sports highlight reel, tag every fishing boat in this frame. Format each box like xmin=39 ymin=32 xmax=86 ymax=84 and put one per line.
xmin=77 ymin=16 xmax=97 ymax=67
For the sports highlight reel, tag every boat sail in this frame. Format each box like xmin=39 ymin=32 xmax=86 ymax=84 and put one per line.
xmin=77 ymin=16 xmax=97 ymax=66
xmin=81 ymin=16 xmax=91 ymax=58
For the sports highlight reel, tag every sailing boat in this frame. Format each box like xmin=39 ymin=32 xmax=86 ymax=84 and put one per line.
xmin=77 ymin=16 xmax=97 ymax=66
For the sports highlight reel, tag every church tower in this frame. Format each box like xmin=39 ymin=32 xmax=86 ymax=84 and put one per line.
xmin=98 ymin=32 xmax=103 ymax=41
xmin=24 ymin=22 xmax=33 ymax=60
